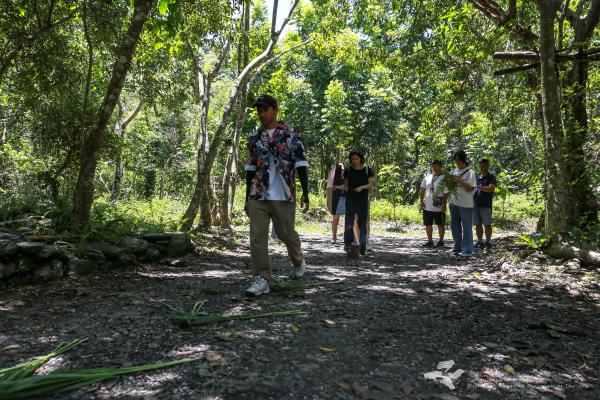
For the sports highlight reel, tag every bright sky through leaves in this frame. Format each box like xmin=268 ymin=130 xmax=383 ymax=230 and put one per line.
xmin=266 ymin=0 xmax=294 ymax=34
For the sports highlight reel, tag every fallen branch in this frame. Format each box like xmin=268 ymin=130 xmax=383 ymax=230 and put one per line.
xmin=175 ymin=310 xmax=306 ymax=328
xmin=544 ymin=243 xmax=600 ymax=267
xmin=494 ymin=62 xmax=540 ymax=76
xmin=164 ymin=299 xmax=306 ymax=328
xmin=25 ymin=235 xmax=59 ymax=243
xmin=270 ymin=277 xmax=345 ymax=292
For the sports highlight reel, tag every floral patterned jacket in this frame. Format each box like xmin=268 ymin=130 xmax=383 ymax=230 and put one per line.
xmin=244 ymin=122 xmax=308 ymax=202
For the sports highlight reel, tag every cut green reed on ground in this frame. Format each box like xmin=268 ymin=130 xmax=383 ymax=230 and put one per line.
xmin=0 ymin=339 xmax=200 ymax=399
xmin=270 ymin=277 xmax=345 ymax=292
xmin=163 ymin=299 xmax=306 ymax=328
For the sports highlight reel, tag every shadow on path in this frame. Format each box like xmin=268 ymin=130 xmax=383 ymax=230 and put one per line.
xmin=0 ymin=233 xmax=598 ymax=399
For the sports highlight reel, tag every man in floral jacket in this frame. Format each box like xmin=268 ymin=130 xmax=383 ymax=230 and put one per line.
xmin=244 ymin=95 xmax=310 ymax=296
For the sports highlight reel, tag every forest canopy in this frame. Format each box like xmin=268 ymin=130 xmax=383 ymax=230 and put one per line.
xmin=1 ymin=0 xmax=599 ymax=237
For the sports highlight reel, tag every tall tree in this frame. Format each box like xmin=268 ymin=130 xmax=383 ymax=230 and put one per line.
xmin=536 ymin=0 xmax=568 ymax=232
xmin=220 ymin=0 xmax=251 ymax=229
xmin=181 ymin=37 xmax=231 ymax=230
xmin=181 ymin=0 xmax=300 ymax=230
xmin=73 ymin=0 xmax=153 ymax=225
xmin=110 ymin=96 xmax=144 ymax=201
xmin=469 ymin=0 xmax=600 ymax=230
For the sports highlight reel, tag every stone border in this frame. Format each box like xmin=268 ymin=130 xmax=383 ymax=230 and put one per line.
xmin=0 ymin=232 xmax=194 ymax=285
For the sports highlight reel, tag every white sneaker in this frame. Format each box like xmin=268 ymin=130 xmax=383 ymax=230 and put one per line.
xmin=290 ymin=260 xmax=306 ymax=279
xmin=245 ymin=276 xmax=270 ymax=297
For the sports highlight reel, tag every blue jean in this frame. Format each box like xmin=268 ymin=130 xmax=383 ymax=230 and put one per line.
xmin=344 ymin=197 xmax=368 ymax=253
xmin=450 ymin=205 xmax=473 ymax=253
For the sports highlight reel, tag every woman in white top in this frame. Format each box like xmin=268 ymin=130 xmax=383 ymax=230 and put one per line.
xmin=327 ymin=163 xmax=346 ymax=243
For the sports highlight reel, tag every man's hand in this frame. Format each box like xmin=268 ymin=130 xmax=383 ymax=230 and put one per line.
xmin=354 ymin=185 xmax=365 ymax=192
xmin=420 ymin=200 xmax=425 ymax=210
xmin=300 ymin=194 xmax=310 ymax=214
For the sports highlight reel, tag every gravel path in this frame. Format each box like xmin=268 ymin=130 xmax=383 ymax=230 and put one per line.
xmin=1 ymin=233 xmax=599 ymax=399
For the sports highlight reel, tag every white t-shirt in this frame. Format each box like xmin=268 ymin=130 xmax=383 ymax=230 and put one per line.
xmin=264 ymin=129 xmax=287 ymax=201
xmin=449 ymin=167 xmax=477 ymax=208
xmin=420 ymin=173 xmax=448 ymax=212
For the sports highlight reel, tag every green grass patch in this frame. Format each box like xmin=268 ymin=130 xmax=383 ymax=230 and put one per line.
xmin=234 ymin=185 xmax=541 ymax=234
xmin=61 ymin=196 xmax=188 ymax=241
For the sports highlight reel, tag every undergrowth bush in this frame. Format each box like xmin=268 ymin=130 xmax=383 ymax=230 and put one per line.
xmin=1 ymin=179 xmax=545 ymax=240
xmin=85 ymin=196 xmax=186 ymax=239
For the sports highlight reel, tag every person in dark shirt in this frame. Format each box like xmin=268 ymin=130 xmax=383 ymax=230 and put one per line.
xmin=473 ymin=159 xmax=497 ymax=249
xmin=343 ymin=150 xmax=375 ymax=256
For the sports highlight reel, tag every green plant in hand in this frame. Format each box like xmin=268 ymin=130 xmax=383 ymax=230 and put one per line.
xmin=434 ymin=171 xmax=460 ymax=199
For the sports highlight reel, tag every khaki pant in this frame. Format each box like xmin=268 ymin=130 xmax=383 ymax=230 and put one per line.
xmin=248 ymin=200 xmax=304 ymax=281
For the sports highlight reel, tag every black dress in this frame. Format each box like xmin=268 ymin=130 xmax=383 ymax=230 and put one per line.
xmin=344 ymin=165 xmax=374 ymax=252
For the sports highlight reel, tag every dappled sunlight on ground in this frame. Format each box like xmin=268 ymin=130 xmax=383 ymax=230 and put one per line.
xmin=0 ymin=232 xmax=598 ymax=399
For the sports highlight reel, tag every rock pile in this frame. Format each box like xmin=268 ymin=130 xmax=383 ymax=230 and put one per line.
xmin=0 ymin=232 xmax=193 ymax=284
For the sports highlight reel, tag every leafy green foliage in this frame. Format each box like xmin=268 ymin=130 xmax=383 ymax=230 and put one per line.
xmin=516 ymin=233 xmax=550 ymax=250
xmin=1 ymin=0 xmax=590 ymax=238
xmin=377 ymin=165 xmax=404 ymax=226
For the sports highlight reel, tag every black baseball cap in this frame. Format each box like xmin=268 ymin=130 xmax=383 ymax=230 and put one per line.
xmin=431 ymin=159 xmax=442 ymax=166
xmin=252 ymin=94 xmax=278 ymax=109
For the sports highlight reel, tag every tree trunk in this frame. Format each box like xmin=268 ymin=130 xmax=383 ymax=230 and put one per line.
xmin=198 ymin=176 xmax=220 ymax=229
xmin=220 ymin=1 xmax=251 ymax=228
xmin=199 ymin=181 xmax=213 ymax=228
xmin=142 ymin=169 xmax=156 ymax=199
xmin=536 ymin=207 xmax=546 ymax=232
xmin=536 ymin=92 xmax=547 ymax=232
xmin=562 ymin=57 xmax=598 ymax=224
xmin=221 ymin=90 xmax=248 ymax=227
xmin=73 ymin=0 xmax=152 ymax=224
xmin=110 ymin=98 xmax=143 ymax=201
xmin=537 ymin=2 xmax=568 ymax=233
xmin=189 ymin=0 xmax=299 ymax=231
xmin=111 ymin=149 xmax=124 ymax=201
xmin=1 ymin=122 xmax=6 ymax=144
xmin=110 ymin=99 xmax=126 ymax=202
xmin=545 ymin=243 xmax=600 ymax=267
xmin=181 ymin=41 xmax=230 ymax=231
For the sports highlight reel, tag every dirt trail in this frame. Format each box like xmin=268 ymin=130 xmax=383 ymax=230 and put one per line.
xmin=1 ymin=234 xmax=599 ymax=399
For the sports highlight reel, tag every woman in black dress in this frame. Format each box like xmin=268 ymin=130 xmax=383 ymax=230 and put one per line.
xmin=343 ymin=150 xmax=374 ymax=256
